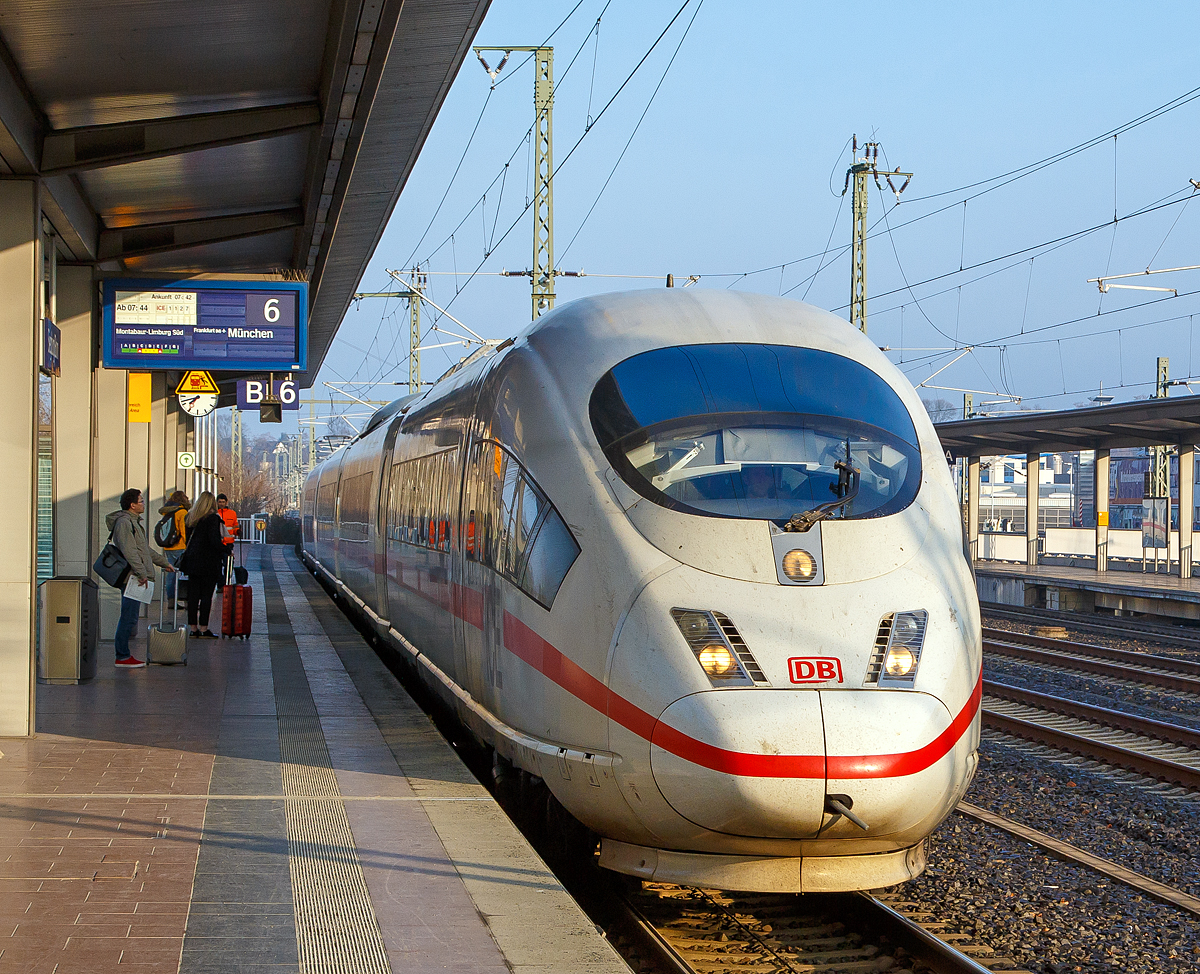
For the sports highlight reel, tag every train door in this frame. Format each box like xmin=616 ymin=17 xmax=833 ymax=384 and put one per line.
xmin=454 ymin=437 xmax=497 ymax=713
xmin=374 ymin=418 xmax=404 ymax=623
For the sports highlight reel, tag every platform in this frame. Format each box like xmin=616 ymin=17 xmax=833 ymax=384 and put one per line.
xmin=0 ymin=546 xmax=628 ymax=974
xmin=975 ymin=560 xmax=1200 ymax=621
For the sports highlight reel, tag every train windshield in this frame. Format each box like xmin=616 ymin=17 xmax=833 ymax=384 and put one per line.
xmin=589 ymin=343 xmax=922 ymax=523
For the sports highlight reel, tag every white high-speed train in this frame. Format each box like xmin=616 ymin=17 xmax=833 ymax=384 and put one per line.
xmin=300 ymin=289 xmax=981 ymax=893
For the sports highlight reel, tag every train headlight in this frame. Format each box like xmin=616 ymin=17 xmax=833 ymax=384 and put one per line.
xmin=781 ymin=549 xmax=817 ymax=582
xmin=670 ymin=608 xmax=767 ymax=687
xmin=877 ymin=609 xmax=929 ymax=688
xmin=698 ymin=643 xmax=737 ymax=677
xmin=883 ymin=647 xmax=916 ymax=677
xmin=678 ymin=611 xmax=712 ymax=640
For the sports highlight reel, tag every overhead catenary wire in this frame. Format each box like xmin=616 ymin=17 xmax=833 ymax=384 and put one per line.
xmin=560 ymin=0 xmax=705 ymax=261
xmin=413 ymin=0 xmax=704 ymax=324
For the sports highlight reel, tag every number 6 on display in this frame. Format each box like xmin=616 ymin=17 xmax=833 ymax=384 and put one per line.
xmin=264 ymin=298 xmax=280 ymax=322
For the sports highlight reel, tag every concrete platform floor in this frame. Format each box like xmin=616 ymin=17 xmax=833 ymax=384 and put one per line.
xmin=976 ymin=560 xmax=1200 ymax=601
xmin=0 ymin=546 xmax=629 ymax=974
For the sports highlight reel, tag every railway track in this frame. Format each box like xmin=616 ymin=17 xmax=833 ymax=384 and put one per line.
xmin=982 ymin=628 xmax=1200 ymax=696
xmin=981 ymin=680 xmax=1200 ymax=790
xmin=982 ymin=602 xmax=1200 ymax=652
xmin=608 ymin=882 xmax=1025 ymax=974
xmin=955 ymin=802 xmax=1200 ymax=920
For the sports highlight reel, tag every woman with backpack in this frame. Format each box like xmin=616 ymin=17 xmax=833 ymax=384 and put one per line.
xmin=155 ymin=490 xmax=190 ymax=601
xmin=179 ymin=491 xmax=226 ymax=638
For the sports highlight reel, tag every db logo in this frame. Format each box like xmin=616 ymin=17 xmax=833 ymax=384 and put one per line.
xmin=788 ymin=657 xmax=844 ymax=684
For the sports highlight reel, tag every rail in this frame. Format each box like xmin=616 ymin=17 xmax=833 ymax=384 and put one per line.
xmin=957 ymin=802 xmax=1200 ymax=919
xmin=983 ymin=602 xmax=1200 ymax=651
xmin=984 ymin=680 xmax=1200 ymax=748
xmin=982 ymin=707 xmax=1200 ymax=790
xmin=983 ymin=634 xmax=1200 ymax=695
xmin=608 ymin=883 xmax=1009 ymax=974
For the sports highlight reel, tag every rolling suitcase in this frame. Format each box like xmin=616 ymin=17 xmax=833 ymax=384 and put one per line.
xmin=147 ymin=573 xmax=188 ymax=665
xmin=227 ymin=542 xmax=249 ymax=586
xmin=221 ymin=584 xmax=253 ymax=640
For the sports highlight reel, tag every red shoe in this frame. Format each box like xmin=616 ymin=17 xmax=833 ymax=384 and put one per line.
xmin=115 ymin=656 xmax=146 ymax=669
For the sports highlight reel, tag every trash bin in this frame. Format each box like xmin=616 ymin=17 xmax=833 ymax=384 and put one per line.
xmin=37 ymin=577 xmax=99 ymax=684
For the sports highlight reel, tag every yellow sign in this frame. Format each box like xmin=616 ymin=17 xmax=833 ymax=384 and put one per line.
xmin=127 ymin=372 xmax=152 ymax=423
xmin=1098 ymin=511 xmax=1109 ymax=527
xmin=176 ymin=370 xmax=219 ymax=394
xmin=256 ymin=519 xmax=267 ymax=532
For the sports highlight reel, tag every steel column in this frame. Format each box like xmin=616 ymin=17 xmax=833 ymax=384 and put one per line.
xmin=1026 ymin=453 xmax=1040 ymax=566
xmin=1095 ymin=448 xmax=1110 ymax=571
xmin=967 ymin=456 xmax=980 ymax=562
xmin=1180 ymin=443 xmax=1194 ymax=579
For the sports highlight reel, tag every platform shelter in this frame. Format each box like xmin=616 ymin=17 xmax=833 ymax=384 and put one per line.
xmin=0 ymin=0 xmax=490 ymax=738
xmin=937 ymin=397 xmax=1200 ymax=618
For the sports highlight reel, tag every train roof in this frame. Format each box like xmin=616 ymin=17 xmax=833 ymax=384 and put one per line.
xmin=516 ymin=288 xmax=907 ymax=403
xmin=348 ymin=289 xmax=921 ymax=447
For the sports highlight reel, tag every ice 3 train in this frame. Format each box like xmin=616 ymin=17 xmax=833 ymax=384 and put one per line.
xmin=300 ymin=289 xmax=981 ymax=893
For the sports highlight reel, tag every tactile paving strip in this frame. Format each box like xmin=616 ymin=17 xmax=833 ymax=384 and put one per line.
xmin=266 ymin=566 xmax=392 ymax=974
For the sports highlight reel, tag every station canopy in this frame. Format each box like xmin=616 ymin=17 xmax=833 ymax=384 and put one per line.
xmin=0 ymin=0 xmax=489 ymax=387
xmin=936 ymin=396 xmax=1200 ymax=458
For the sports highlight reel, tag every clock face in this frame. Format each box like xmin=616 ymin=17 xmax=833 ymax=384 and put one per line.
xmin=178 ymin=392 xmax=218 ymax=417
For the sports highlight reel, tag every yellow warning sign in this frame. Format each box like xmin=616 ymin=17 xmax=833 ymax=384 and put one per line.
xmin=176 ymin=370 xmax=219 ymax=394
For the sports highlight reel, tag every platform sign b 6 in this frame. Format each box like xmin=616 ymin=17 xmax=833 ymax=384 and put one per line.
xmin=237 ymin=378 xmax=299 ymax=410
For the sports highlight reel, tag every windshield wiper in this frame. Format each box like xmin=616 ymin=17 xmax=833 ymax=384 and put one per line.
xmin=784 ymin=460 xmax=860 ymax=532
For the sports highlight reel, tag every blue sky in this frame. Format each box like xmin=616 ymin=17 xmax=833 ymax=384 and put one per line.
xmin=300 ymin=0 xmax=1200 ymax=433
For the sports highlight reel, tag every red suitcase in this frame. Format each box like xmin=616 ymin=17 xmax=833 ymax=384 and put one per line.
xmin=221 ymin=584 xmax=253 ymax=639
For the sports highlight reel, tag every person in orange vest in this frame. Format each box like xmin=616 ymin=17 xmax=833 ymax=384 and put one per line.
xmin=216 ymin=493 xmax=239 ymax=577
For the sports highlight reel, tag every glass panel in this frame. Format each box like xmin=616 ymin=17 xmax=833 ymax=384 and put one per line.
xmin=497 ymin=459 xmax=520 ymax=574
xmin=521 ymin=512 xmax=580 ymax=607
xmin=36 ymin=430 xmax=53 ymax=583
xmin=591 ymin=343 xmax=921 ymax=523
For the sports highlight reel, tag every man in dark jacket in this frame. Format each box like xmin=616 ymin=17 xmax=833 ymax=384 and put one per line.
xmin=107 ymin=488 xmax=175 ymax=668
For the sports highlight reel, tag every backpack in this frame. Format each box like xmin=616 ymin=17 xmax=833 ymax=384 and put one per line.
xmin=154 ymin=510 xmax=182 ymax=548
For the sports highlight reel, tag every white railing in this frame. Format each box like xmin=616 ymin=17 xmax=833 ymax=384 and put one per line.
xmin=977 ymin=526 xmax=1184 ymax=563
xmin=238 ymin=515 xmax=268 ymax=544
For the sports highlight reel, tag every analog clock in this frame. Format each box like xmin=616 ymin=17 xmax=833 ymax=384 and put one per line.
xmin=178 ymin=392 xmax=218 ymax=417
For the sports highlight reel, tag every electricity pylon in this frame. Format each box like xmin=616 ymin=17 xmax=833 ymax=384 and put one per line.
xmin=843 ymin=137 xmax=913 ymax=335
xmin=231 ymin=408 xmax=243 ymax=505
xmin=408 ymin=268 xmax=426 ymax=393
xmin=476 ymin=46 xmax=555 ymax=319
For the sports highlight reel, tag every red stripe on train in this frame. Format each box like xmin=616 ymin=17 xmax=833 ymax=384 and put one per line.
xmin=381 ymin=568 xmax=978 ymax=780
xmin=500 ymin=610 xmax=980 ymax=780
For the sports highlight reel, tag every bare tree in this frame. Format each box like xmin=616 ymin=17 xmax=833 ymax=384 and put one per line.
xmin=922 ymin=398 xmax=959 ymax=423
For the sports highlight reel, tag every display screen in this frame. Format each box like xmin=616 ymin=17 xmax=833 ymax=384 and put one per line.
xmin=101 ymin=279 xmax=307 ymax=371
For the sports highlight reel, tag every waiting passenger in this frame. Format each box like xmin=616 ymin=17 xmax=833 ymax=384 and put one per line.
xmin=155 ymin=490 xmax=190 ymax=601
xmin=107 ymin=488 xmax=177 ymax=668
xmin=179 ymin=492 xmax=227 ymax=639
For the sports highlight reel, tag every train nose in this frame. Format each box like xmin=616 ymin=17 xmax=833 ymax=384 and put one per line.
xmin=650 ymin=689 xmax=827 ymax=838
xmin=649 ymin=688 xmax=967 ymax=840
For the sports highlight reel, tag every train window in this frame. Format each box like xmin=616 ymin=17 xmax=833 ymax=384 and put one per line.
xmin=387 ymin=448 xmax=459 ymax=553
xmin=519 ymin=511 xmax=579 ymax=607
xmin=339 ymin=472 xmax=373 ymax=542
xmin=317 ymin=483 xmax=337 ymax=522
xmin=590 ymin=343 xmax=922 ymax=524
xmin=316 ymin=482 xmax=337 ymax=542
xmin=303 ymin=483 xmax=317 ymax=542
xmin=464 ymin=439 xmax=580 ymax=609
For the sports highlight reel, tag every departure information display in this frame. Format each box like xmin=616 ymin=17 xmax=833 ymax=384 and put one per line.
xmin=102 ymin=279 xmax=307 ymax=372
